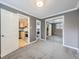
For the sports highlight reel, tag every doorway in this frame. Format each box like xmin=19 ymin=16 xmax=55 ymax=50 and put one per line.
xmin=45 ymin=16 xmax=64 ymax=44
xmin=36 ymin=20 xmax=41 ymax=40
xmin=18 ymin=14 xmax=30 ymax=48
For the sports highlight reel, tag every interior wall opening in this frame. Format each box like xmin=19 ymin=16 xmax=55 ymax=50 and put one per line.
xmin=18 ymin=14 xmax=30 ymax=48
xmin=45 ymin=16 xmax=64 ymax=44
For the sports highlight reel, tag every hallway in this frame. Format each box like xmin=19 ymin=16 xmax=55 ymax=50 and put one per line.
xmin=2 ymin=39 xmax=79 ymax=59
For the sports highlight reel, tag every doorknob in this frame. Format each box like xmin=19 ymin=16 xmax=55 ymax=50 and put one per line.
xmin=1 ymin=35 xmax=5 ymax=37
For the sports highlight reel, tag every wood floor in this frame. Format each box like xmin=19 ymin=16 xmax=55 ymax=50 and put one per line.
xmin=2 ymin=39 xmax=79 ymax=59
xmin=19 ymin=39 xmax=27 ymax=48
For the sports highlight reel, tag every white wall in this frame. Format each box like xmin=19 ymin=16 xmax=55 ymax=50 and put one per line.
xmin=48 ymin=24 xmax=52 ymax=36
xmin=64 ymin=10 xmax=79 ymax=49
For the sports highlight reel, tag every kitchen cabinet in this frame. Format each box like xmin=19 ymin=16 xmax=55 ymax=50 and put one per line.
xmin=19 ymin=19 xmax=28 ymax=28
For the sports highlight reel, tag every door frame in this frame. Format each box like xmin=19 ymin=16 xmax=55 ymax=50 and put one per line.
xmin=45 ymin=16 xmax=64 ymax=45
xmin=17 ymin=14 xmax=30 ymax=44
xmin=36 ymin=20 xmax=41 ymax=40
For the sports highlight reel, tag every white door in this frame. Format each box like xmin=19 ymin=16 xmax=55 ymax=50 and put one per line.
xmin=1 ymin=9 xmax=19 ymax=57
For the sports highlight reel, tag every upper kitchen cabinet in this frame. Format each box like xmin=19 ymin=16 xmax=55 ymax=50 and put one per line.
xmin=19 ymin=18 xmax=28 ymax=29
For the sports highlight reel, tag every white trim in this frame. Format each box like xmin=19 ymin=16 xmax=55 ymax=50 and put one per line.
xmin=46 ymin=16 xmax=64 ymax=21
xmin=63 ymin=44 xmax=79 ymax=51
xmin=40 ymin=39 xmax=46 ymax=41
xmin=45 ymin=20 xmax=47 ymax=40
xmin=36 ymin=20 xmax=41 ymax=40
xmin=62 ymin=16 xmax=65 ymax=46
xmin=27 ymin=16 xmax=31 ymax=44
xmin=17 ymin=14 xmax=31 ymax=45
xmin=29 ymin=39 xmax=38 ymax=45
xmin=40 ymin=20 xmax=41 ymax=39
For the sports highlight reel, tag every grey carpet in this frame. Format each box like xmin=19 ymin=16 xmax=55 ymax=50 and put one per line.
xmin=2 ymin=39 xmax=79 ymax=59
xmin=47 ymin=35 xmax=63 ymax=44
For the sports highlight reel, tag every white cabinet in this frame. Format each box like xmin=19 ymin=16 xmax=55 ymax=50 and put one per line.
xmin=1 ymin=9 xmax=19 ymax=57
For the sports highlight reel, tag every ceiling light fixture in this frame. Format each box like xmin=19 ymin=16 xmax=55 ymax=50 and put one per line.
xmin=36 ymin=0 xmax=44 ymax=7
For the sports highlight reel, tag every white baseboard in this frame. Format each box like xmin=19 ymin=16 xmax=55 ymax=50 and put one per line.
xmin=63 ymin=44 xmax=79 ymax=52
xmin=30 ymin=39 xmax=38 ymax=45
xmin=40 ymin=38 xmax=45 ymax=40
xmin=27 ymin=38 xmax=46 ymax=45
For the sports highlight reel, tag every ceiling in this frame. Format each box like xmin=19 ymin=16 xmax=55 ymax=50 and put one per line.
xmin=0 ymin=0 xmax=79 ymax=19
